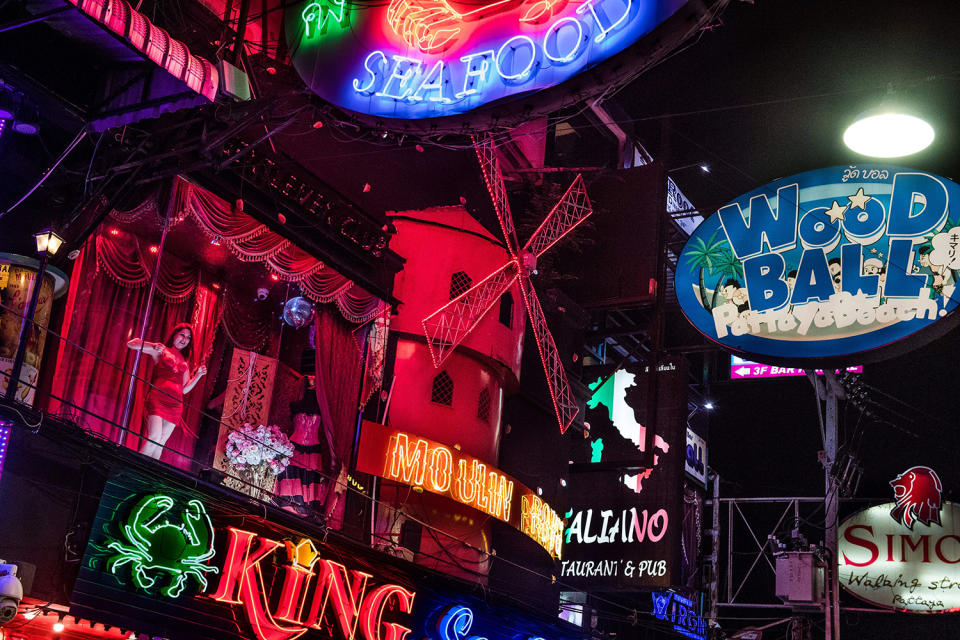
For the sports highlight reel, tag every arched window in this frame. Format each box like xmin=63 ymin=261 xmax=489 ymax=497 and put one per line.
xmin=449 ymin=271 xmax=472 ymax=300
xmin=431 ymin=371 xmax=454 ymax=406
xmin=498 ymin=292 xmax=513 ymax=327
xmin=477 ymin=388 xmax=491 ymax=422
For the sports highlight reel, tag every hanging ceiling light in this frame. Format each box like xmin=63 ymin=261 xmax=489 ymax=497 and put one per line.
xmin=12 ymin=103 xmax=39 ymax=135
xmin=0 ymin=90 xmax=14 ymax=120
xmin=843 ymin=109 xmax=934 ymax=158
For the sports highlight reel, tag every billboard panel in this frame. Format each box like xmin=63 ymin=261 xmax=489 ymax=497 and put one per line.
xmin=560 ymin=362 xmax=686 ymax=589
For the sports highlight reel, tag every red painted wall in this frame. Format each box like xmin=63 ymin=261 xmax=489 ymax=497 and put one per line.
xmin=376 ymin=207 xmax=526 ymax=581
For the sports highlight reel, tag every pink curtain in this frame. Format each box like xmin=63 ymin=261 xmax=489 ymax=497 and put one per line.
xmin=104 ymin=177 xmax=388 ymax=325
xmin=173 ymin=177 xmax=386 ymax=323
xmin=189 ymin=284 xmax=220 ymax=370
xmin=49 ymin=230 xmax=220 ymax=471
xmin=95 ymin=229 xmax=199 ymax=301
xmin=314 ymin=310 xmax=369 ymax=527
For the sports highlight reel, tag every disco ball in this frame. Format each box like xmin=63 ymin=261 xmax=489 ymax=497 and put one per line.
xmin=282 ymin=296 xmax=315 ymax=329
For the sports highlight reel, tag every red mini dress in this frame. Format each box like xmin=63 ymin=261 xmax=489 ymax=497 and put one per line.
xmin=145 ymin=347 xmax=188 ymax=423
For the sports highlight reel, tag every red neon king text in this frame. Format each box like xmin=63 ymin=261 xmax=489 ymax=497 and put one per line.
xmin=211 ymin=529 xmax=417 ymax=640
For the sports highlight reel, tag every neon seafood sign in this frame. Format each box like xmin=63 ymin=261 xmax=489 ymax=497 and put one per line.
xmin=356 ymin=422 xmax=564 ymax=558
xmin=283 ymin=0 xmax=691 ymax=123
xmin=676 ymin=166 xmax=960 ymax=365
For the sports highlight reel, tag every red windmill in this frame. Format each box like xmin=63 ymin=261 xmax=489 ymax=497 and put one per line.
xmin=422 ymin=133 xmax=593 ymax=433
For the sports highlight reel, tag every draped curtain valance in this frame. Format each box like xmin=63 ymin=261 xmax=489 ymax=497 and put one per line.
xmin=108 ymin=176 xmax=387 ymax=324
xmin=95 ymin=229 xmax=199 ymax=302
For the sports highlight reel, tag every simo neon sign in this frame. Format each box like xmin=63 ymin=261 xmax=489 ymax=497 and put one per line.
xmin=357 ymin=422 xmax=563 ymax=558
xmin=285 ymin=0 xmax=689 ymax=121
xmin=677 ymin=166 xmax=960 ymax=365
xmin=211 ymin=529 xmax=416 ymax=640
xmin=838 ymin=466 xmax=960 ymax=613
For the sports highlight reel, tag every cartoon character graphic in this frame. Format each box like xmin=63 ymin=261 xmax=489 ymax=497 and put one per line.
xmin=828 ymin=257 xmax=842 ymax=293
xmin=721 ymin=278 xmax=750 ymax=313
xmin=890 ymin=466 xmax=943 ymax=530
xmin=863 ymin=258 xmax=883 ymax=276
xmin=386 ymin=0 xmax=568 ymax=53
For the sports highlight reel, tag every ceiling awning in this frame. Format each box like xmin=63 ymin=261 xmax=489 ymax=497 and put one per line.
xmin=65 ymin=0 xmax=219 ymax=101
xmin=19 ymin=0 xmax=233 ymax=129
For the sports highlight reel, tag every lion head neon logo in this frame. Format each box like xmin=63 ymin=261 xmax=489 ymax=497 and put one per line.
xmin=890 ymin=466 xmax=943 ymax=530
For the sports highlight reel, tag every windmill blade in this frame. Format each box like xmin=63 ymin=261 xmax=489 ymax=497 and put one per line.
xmin=422 ymin=260 xmax=520 ymax=368
xmin=517 ymin=277 xmax=579 ymax=433
xmin=472 ymin=133 xmax=520 ymax=257
xmin=523 ymin=174 xmax=593 ymax=258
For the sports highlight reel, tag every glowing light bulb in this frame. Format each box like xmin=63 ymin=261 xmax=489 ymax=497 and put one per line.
xmin=843 ymin=112 xmax=934 ymax=158
xmin=53 ymin=622 xmax=65 ymax=633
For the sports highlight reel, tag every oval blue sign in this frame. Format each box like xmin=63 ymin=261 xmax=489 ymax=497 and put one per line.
xmin=283 ymin=0 xmax=717 ymax=130
xmin=675 ymin=165 xmax=960 ymax=365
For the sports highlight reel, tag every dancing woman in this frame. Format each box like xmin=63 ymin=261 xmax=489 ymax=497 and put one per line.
xmin=127 ymin=323 xmax=207 ymax=459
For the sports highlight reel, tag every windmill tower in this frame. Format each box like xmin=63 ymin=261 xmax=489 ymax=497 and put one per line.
xmin=376 ymin=136 xmax=591 ymax=581
xmin=379 ymin=204 xmax=525 ymax=581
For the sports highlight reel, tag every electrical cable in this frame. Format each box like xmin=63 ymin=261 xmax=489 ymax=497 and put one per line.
xmin=83 ymin=131 xmax=106 ymax=199
xmin=0 ymin=127 xmax=88 ymax=220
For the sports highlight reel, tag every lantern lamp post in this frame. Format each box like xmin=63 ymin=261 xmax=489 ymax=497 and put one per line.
xmin=4 ymin=229 xmax=63 ymax=402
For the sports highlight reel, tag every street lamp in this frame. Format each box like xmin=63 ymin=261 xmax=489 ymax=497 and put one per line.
xmin=4 ymin=229 xmax=63 ymax=402
xmin=843 ymin=109 xmax=934 ymax=158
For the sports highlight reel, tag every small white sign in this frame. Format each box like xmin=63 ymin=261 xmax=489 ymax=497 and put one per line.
xmin=685 ymin=428 xmax=707 ymax=487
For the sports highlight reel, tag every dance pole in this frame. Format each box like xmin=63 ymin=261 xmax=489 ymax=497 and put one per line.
xmin=118 ymin=186 xmax=174 ymax=443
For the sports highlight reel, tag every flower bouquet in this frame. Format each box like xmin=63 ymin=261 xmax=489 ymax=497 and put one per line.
xmin=224 ymin=423 xmax=295 ymax=498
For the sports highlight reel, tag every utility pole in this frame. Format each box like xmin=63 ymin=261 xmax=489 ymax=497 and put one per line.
xmin=707 ymin=471 xmax=720 ymax=625
xmin=810 ymin=371 xmax=844 ymax=640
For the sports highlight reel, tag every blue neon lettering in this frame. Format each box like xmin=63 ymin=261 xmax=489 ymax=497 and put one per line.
xmin=352 ymin=51 xmax=388 ymax=94
xmin=376 ymin=55 xmax=423 ymax=99
xmin=576 ymin=0 xmax=631 ymax=43
xmin=456 ymin=50 xmax=494 ymax=98
xmin=543 ymin=16 xmax=585 ymax=64
xmin=436 ymin=605 xmax=473 ymax=640
xmin=495 ymin=35 xmax=538 ymax=82
xmin=412 ymin=60 xmax=450 ymax=103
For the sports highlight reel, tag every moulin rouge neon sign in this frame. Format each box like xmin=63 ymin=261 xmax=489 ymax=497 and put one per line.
xmin=356 ymin=422 xmax=564 ymax=558
xmin=285 ymin=0 xmax=689 ymax=122
xmin=211 ymin=529 xmax=416 ymax=640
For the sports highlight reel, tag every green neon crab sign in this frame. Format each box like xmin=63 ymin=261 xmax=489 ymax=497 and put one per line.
xmin=105 ymin=494 xmax=219 ymax=598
